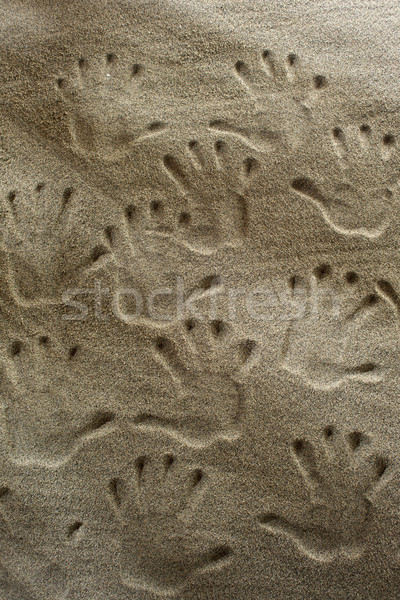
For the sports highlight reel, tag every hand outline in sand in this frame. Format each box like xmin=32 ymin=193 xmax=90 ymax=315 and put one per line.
xmin=108 ymin=454 xmax=233 ymax=595
xmin=0 ymin=181 xmax=126 ymax=306
xmin=258 ymin=427 xmax=389 ymax=561
xmin=56 ymin=53 xmax=167 ymax=161
xmin=0 ymin=182 xmax=98 ymax=305
xmin=132 ymin=314 xmax=258 ymax=445
xmin=291 ymin=124 xmax=399 ymax=238
xmin=281 ymin=264 xmax=400 ymax=389
xmin=210 ymin=51 xmax=328 ymax=151
xmin=160 ymin=138 xmax=258 ymax=254
xmin=0 ymin=333 xmax=116 ymax=467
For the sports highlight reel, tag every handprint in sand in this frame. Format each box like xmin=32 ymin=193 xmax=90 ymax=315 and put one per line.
xmin=57 ymin=53 xmax=167 ymax=161
xmin=132 ymin=313 xmax=258 ymax=445
xmin=258 ymin=427 xmax=389 ymax=561
xmin=210 ymin=50 xmax=328 ymax=150
xmin=109 ymin=453 xmax=232 ymax=595
xmin=282 ymin=264 xmax=400 ymax=389
xmin=291 ymin=124 xmax=399 ymax=238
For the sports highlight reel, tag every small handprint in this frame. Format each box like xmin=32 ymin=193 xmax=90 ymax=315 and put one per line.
xmin=109 ymin=453 xmax=232 ymax=595
xmin=80 ymin=140 xmax=258 ymax=323
xmin=133 ymin=315 xmax=257 ymax=445
xmin=56 ymin=53 xmax=167 ymax=161
xmin=210 ymin=50 xmax=327 ymax=150
xmin=234 ymin=50 xmax=327 ymax=106
xmin=160 ymin=139 xmax=257 ymax=254
xmin=258 ymin=427 xmax=389 ymax=560
xmin=0 ymin=330 xmax=116 ymax=466
xmin=291 ymin=124 xmax=399 ymax=238
xmin=0 ymin=182 xmax=106 ymax=305
xmin=282 ymin=264 xmax=400 ymax=389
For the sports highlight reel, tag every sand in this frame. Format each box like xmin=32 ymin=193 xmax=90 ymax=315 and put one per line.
xmin=1 ymin=0 xmax=400 ymax=598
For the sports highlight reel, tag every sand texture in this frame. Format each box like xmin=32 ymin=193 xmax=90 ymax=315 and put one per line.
xmin=1 ymin=0 xmax=400 ymax=598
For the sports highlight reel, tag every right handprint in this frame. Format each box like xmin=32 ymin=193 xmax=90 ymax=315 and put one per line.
xmin=161 ymin=139 xmax=258 ymax=254
xmin=258 ymin=427 xmax=389 ymax=561
xmin=291 ymin=124 xmax=399 ymax=238
xmin=210 ymin=50 xmax=328 ymax=151
xmin=56 ymin=52 xmax=167 ymax=162
xmin=282 ymin=264 xmax=400 ymax=389
xmin=135 ymin=312 xmax=257 ymax=445
xmin=108 ymin=453 xmax=232 ymax=595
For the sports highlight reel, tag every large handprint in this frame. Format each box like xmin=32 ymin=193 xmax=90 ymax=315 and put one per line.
xmin=282 ymin=263 xmax=400 ymax=389
xmin=210 ymin=50 xmax=328 ymax=150
xmin=258 ymin=427 xmax=389 ymax=560
xmin=159 ymin=138 xmax=258 ymax=254
xmin=57 ymin=52 xmax=167 ymax=161
xmin=291 ymin=124 xmax=399 ymax=238
xmin=109 ymin=453 xmax=232 ymax=595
